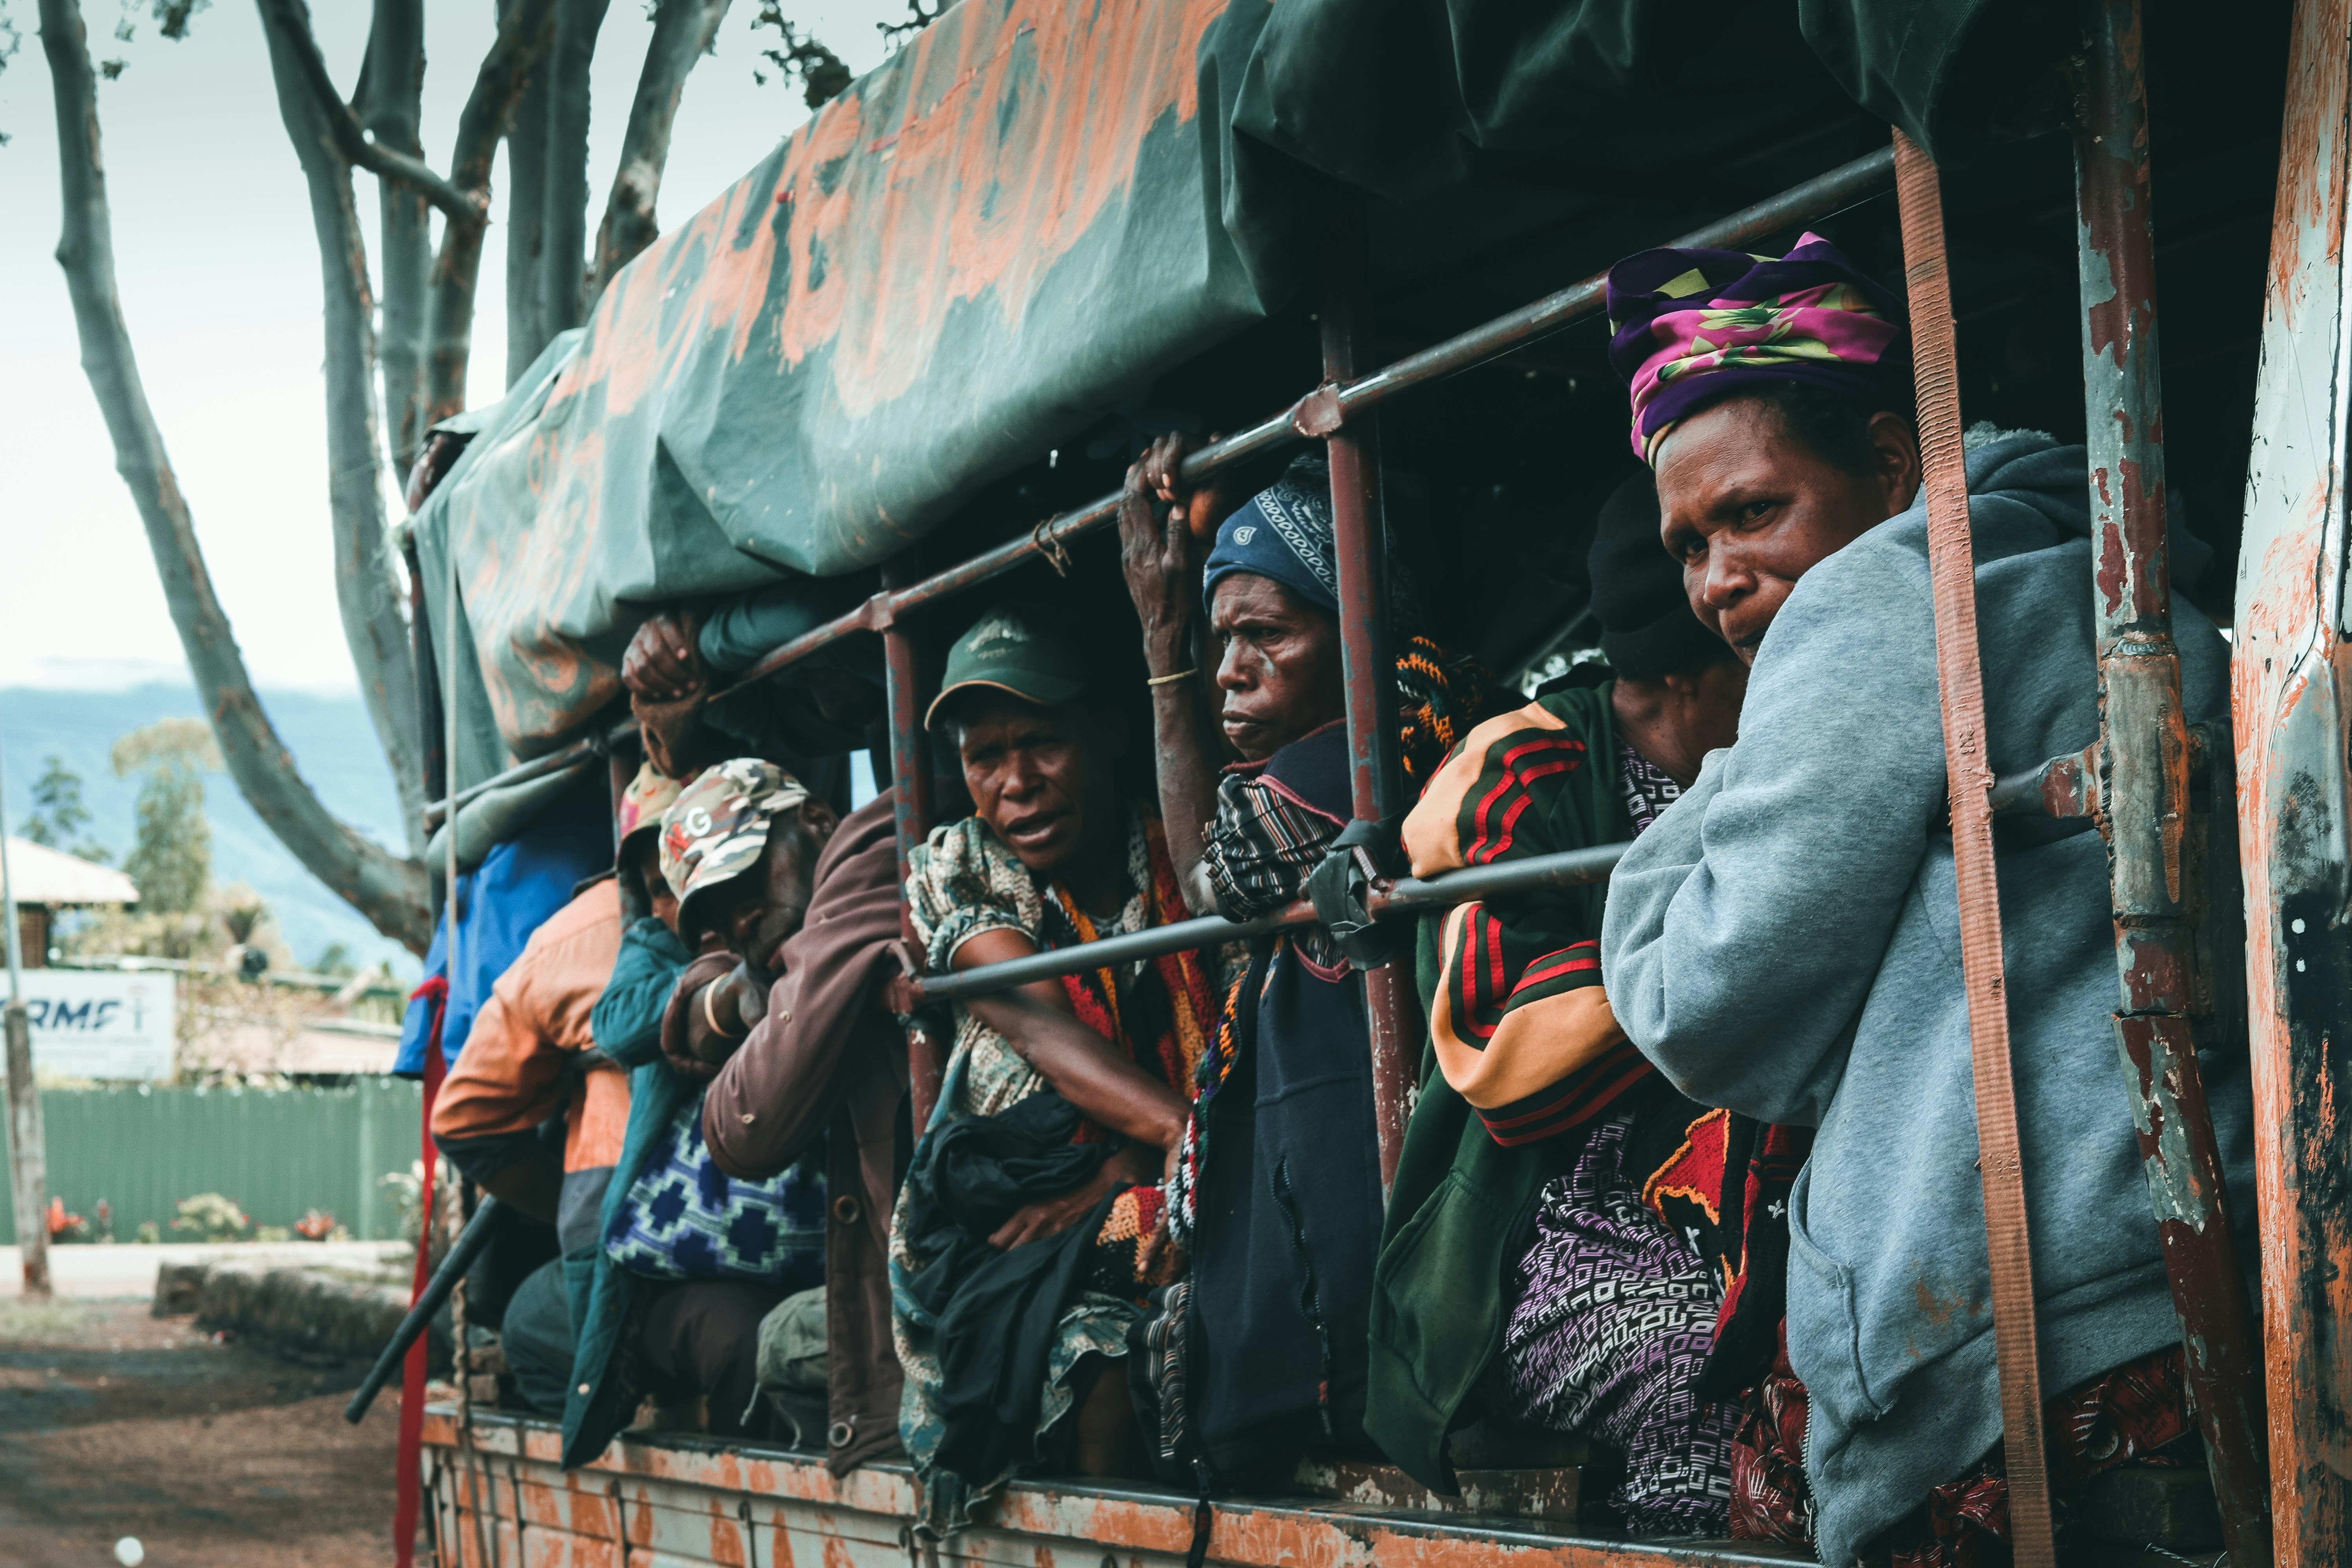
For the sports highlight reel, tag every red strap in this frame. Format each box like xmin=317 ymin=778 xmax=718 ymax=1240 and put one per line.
xmin=1893 ymin=131 xmax=2056 ymax=1568
xmin=394 ymin=978 xmax=448 ymax=1568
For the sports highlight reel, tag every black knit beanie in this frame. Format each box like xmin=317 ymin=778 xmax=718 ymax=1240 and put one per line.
xmin=1586 ymin=471 xmax=1730 ymax=680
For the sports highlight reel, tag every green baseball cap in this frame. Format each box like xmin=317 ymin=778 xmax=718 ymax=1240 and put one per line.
xmin=924 ymin=607 xmax=1090 ymax=731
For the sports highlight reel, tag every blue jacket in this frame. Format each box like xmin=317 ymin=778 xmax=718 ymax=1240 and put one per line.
xmin=1599 ymin=431 xmax=2253 ymax=1565
xmin=560 ymin=914 xmax=693 ymax=1468
xmin=396 ymin=776 xmax=615 ymax=1076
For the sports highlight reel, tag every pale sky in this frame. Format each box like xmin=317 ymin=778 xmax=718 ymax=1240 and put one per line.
xmin=0 ymin=0 xmax=911 ymax=692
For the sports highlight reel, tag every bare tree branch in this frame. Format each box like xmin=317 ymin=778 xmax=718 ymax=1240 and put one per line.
xmin=254 ymin=0 xmax=482 ymax=225
xmin=356 ymin=0 xmax=430 ymax=477
xmin=752 ymin=2 xmax=848 ymax=107
xmin=255 ymin=0 xmax=426 ymax=853
xmin=592 ymin=0 xmax=732 ymax=300
xmin=536 ymin=0 xmax=609 ymax=346
xmin=501 ymin=1 xmax=553 ymax=387
xmin=426 ymin=0 xmax=560 ymax=423
xmin=38 ymin=0 xmax=432 ymax=951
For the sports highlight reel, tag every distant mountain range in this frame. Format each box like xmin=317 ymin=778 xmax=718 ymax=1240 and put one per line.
xmin=0 ymin=683 xmax=417 ymax=978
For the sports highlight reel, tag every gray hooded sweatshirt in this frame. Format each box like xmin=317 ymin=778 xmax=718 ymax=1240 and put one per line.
xmin=1599 ymin=429 xmax=2252 ymax=1565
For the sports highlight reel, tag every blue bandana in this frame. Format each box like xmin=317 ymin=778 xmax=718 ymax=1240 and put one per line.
xmin=1203 ymin=481 xmax=1339 ymax=615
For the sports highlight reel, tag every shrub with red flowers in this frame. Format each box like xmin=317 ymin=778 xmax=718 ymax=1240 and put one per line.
xmin=45 ymin=1196 xmax=92 ymax=1244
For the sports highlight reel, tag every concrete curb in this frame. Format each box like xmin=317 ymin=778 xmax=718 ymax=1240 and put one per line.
xmin=160 ymin=1259 xmax=451 ymax=1373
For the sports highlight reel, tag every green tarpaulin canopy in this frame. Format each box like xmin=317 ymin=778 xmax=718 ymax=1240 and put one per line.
xmin=413 ymin=0 xmax=2034 ymax=770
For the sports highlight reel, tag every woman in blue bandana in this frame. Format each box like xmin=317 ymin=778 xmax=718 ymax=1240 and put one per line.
xmin=1114 ymin=436 xmax=1486 ymax=1486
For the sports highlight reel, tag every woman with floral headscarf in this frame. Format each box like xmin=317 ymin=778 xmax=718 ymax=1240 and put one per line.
xmin=1597 ymin=232 xmax=2249 ymax=1567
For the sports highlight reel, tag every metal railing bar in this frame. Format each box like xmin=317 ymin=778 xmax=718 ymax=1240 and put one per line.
xmin=421 ymin=720 xmax=633 ymax=832
xmin=913 ymin=842 xmax=1627 ymax=1004
xmin=421 ymin=147 xmax=1896 ymax=826
xmin=1336 ymin=148 xmax=1895 ymax=419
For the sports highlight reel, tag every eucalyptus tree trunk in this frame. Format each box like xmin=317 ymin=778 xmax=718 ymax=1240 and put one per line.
xmin=539 ymin=0 xmax=612 ymax=341
xmin=256 ymin=0 xmax=427 ymax=853
xmin=505 ymin=0 xmax=608 ymax=380
xmin=38 ymin=0 xmax=434 ymax=950
xmin=356 ymin=0 xmax=431 ymax=479
xmin=502 ymin=0 xmax=553 ymax=388
xmin=427 ymin=0 xmax=561 ymax=424
xmin=592 ymin=0 xmax=734 ymax=300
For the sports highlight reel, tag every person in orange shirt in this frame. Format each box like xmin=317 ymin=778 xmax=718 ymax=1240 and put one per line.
xmin=431 ymin=767 xmax=684 ymax=1410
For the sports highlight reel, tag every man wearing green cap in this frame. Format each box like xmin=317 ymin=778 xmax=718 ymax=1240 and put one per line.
xmin=892 ymin=606 xmax=1225 ymax=1535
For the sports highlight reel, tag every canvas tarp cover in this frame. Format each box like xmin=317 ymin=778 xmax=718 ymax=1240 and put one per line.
xmin=417 ymin=0 xmax=1276 ymax=762
xmin=414 ymin=0 xmax=2034 ymax=769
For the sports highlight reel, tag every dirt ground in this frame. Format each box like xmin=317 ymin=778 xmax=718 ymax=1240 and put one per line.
xmin=0 ymin=1298 xmax=409 ymax=1567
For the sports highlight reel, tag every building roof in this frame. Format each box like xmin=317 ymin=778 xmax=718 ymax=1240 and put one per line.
xmin=2 ymin=838 xmax=139 ymax=907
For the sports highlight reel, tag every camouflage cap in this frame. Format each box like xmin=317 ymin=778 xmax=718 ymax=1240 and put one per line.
xmin=617 ymin=759 xmax=697 ymax=851
xmin=657 ymin=759 xmax=810 ymax=933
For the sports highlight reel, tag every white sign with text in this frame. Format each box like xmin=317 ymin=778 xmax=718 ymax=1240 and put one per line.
xmin=5 ymin=971 xmax=177 ymax=1081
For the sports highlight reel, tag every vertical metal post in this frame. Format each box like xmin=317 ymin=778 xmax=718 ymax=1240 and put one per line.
xmin=1893 ymin=130 xmax=2058 ymax=1568
xmin=357 ymin=1076 xmax=379 ymax=1243
xmin=879 ymin=561 xmax=946 ymax=1134
xmin=444 ymin=531 xmax=463 ymax=1033
xmin=404 ymin=537 xmax=446 ymax=824
xmin=608 ymin=739 xmax=635 ymax=855
xmin=2233 ymin=0 xmax=2352 ymax=1555
xmin=0 ymin=722 xmax=48 ymax=1299
xmin=2073 ymin=7 xmax=2272 ymax=1560
xmin=1317 ymin=211 xmax=1421 ymax=1200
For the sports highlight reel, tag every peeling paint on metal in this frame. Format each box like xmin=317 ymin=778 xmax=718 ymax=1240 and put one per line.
xmin=2236 ymin=1 xmax=2352 ymax=1557
xmin=422 ymin=1412 xmax=1808 ymax=1568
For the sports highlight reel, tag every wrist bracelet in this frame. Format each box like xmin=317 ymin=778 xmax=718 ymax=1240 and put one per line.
xmin=702 ymin=979 xmax=745 ymax=1041
xmin=1146 ymin=668 xmax=1198 ymax=687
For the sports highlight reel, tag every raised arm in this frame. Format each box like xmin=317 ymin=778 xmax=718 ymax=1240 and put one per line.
xmin=1119 ymin=433 xmax=1223 ymax=914
xmin=953 ymin=927 xmax=1192 ymax=1153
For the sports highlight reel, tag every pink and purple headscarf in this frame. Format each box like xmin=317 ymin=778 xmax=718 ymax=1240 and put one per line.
xmin=1605 ymin=232 xmax=1910 ymax=465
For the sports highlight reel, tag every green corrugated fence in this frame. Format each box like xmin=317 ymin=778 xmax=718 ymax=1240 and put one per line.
xmin=0 ymin=1079 xmax=426 ymax=1243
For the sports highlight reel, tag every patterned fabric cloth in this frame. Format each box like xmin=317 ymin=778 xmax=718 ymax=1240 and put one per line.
xmin=1633 ymin=1107 xmax=1814 ymax=1405
xmin=906 ymin=808 xmax=1221 ymax=1120
xmin=1395 ymin=636 xmax=1492 ymax=786
xmin=1201 ymin=721 xmax=1350 ymax=978
xmin=603 ymin=1089 xmax=826 ymax=1286
xmin=1203 ymin=472 xmax=1340 ymax=613
xmin=894 ymin=804 xmax=1221 ymax=1532
xmin=1170 ymin=724 xmax=1354 ymax=1249
xmin=1497 ymin=1114 xmax=1738 ymax=1535
xmin=1605 ymin=232 xmax=1911 ymax=464
xmin=1402 ymin=694 xmax=1653 ymax=1145
xmin=1732 ymin=1333 xmax=2198 ymax=1564
xmin=1617 ymin=742 xmax=1684 ymax=837
xmin=1199 ymin=636 xmax=1490 ymax=953
xmin=1164 ymin=946 xmax=1252 ymax=1251
xmin=1203 ymin=722 xmax=1347 ymax=913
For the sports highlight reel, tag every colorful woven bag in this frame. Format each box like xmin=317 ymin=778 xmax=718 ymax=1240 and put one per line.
xmin=603 ymin=1088 xmax=827 ymax=1286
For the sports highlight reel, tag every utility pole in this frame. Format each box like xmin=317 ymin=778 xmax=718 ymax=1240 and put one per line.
xmin=0 ymin=720 xmax=49 ymax=1298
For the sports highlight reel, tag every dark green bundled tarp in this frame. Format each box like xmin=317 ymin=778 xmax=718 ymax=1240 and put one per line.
xmin=414 ymin=0 xmax=2050 ymax=766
